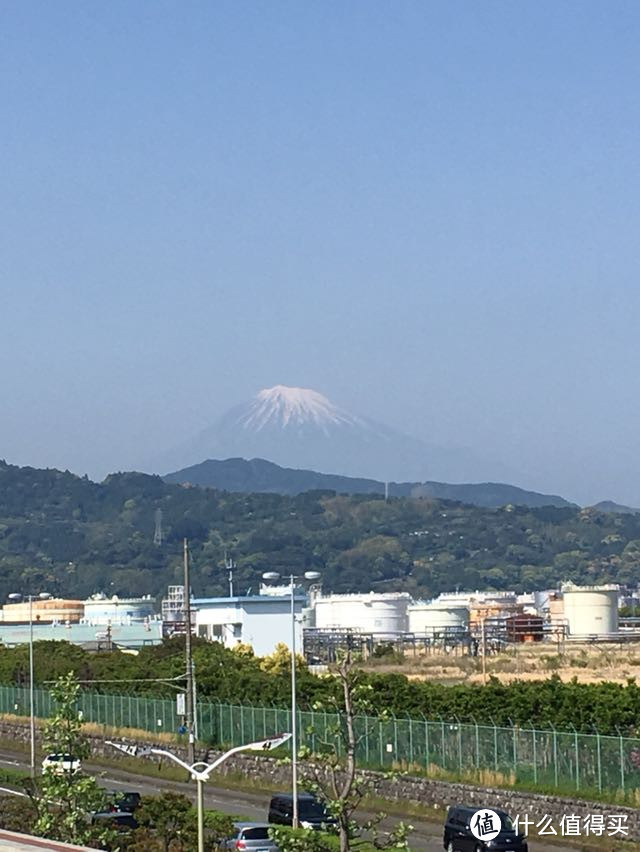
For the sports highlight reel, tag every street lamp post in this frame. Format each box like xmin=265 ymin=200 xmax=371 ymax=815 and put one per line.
xmin=262 ymin=570 xmax=321 ymax=828
xmin=107 ymin=733 xmax=292 ymax=852
xmin=7 ymin=591 xmax=51 ymax=777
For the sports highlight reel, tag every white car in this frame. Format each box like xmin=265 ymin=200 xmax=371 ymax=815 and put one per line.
xmin=42 ymin=753 xmax=81 ymax=776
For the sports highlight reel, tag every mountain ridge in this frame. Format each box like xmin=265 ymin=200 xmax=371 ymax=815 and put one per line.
xmin=164 ymin=456 xmax=576 ymax=509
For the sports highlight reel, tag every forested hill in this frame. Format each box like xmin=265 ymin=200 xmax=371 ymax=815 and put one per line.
xmin=164 ymin=456 xmax=574 ymax=508
xmin=1 ymin=459 xmax=640 ymax=602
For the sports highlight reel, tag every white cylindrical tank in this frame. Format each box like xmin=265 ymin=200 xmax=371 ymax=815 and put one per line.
xmin=83 ymin=595 xmax=156 ymax=625
xmin=408 ymin=602 xmax=469 ymax=636
xmin=312 ymin=593 xmax=410 ymax=635
xmin=561 ymin=584 xmax=619 ymax=636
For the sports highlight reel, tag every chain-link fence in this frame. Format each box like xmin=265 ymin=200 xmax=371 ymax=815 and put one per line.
xmin=1 ymin=684 xmax=639 ymax=795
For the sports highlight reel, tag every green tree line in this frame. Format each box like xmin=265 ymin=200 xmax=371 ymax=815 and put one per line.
xmin=1 ymin=638 xmax=640 ymax=735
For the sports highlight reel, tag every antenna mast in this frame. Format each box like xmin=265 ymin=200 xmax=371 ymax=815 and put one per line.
xmin=154 ymin=508 xmax=163 ymax=546
xmin=227 ymin=556 xmax=234 ymax=597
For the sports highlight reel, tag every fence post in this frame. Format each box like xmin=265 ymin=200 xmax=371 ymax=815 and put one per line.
xmin=364 ymin=712 xmax=370 ymax=766
xmin=570 ymin=724 xmax=580 ymax=791
xmin=408 ymin=713 xmax=414 ymax=766
xmin=509 ymin=718 xmax=517 ymax=775
xmin=455 ymin=716 xmax=463 ymax=772
xmin=489 ymin=716 xmax=498 ymax=772
xmin=422 ymin=713 xmax=429 ymax=769
xmin=595 ymin=727 xmax=602 ymax=793
xmin=471 ymin=715 xmax=480 ymax=769
xmin=549 ymin=721 xmax=558 ymax=788
xmin=393 ymin=712 xmax=398 ymax=763
xmin=530 ymin=721 xmax=537 ymax=785
xmin=616 ymin=727 xmax=625 ymax=792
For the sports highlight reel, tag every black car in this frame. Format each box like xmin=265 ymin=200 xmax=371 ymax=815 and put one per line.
xmin=268 ymin=793 xmax=336 ymax=830
xmin=443 ymin=806 xmax=528 ymax=852
xmin=110 ymin=791 xmax=141 ymax=813
xmin=91 ymin=810 xmax=139 ymax=830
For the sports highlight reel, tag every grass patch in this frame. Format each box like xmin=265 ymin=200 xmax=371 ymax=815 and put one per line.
xmin=0 ymin=765 xmax=30 ymax=787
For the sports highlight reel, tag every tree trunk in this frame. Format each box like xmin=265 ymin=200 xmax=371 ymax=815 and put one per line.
xmin=337 ymin=651 xmax=357 ymax=852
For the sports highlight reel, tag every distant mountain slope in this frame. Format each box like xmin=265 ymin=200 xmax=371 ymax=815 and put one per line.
xmin=164 ymin=457 xmax=575 ymax=508
xmin=591 ymin=500 xmax=640 ymax=514
xmin=149 ymin=384 xmax=518 ymax=484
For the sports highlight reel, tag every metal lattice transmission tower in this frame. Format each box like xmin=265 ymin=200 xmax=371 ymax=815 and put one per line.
xmin=154 ymin=508 xmax=163 ymax=546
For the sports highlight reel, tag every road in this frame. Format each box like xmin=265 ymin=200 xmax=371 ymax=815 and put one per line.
xmin=0 ymin=748 xmax=598 ymax=852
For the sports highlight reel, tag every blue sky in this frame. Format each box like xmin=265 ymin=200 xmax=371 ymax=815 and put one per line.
xmin=2 ymin=1 xmax=640 ymax=504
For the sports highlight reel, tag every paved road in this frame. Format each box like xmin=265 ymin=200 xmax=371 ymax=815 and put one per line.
xmin=0 ymin=749 xmax=596 ymax=852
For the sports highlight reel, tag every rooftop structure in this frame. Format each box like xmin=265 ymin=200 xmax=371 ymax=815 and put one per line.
xmin=192 ymin=592 xmax=307 ymax=656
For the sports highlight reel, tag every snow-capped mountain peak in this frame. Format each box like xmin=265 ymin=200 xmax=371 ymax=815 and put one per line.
xmin=151 ymin=383 xmax=514 ymax=485
xmin=238 ymin=385 xmax=359 ymax=432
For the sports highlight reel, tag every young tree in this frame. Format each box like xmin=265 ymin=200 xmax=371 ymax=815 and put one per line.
xmin=298 ymin=650 xmax=412 ymax=852
xmin=32 ymin=672 xmax=115 ymax=848
xmin=124 ymin=792 xmax=235 ymax=852
xmin=268 ymin=825 xmax=332 ymax=851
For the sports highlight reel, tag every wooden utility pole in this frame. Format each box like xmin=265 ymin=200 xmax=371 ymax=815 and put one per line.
xmin=183 ymin=538 xmax=195 ymax=766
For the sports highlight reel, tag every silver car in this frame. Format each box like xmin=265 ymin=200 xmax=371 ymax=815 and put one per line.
xmin=224 ymin=822 xmax=280 ymax=851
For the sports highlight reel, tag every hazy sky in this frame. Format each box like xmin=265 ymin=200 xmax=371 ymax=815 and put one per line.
xmin=2 ymin=1 xmax=640 ymax=505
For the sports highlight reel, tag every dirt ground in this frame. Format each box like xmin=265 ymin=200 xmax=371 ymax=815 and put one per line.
xmin=361 ymin=641 xmax=640 ymax=684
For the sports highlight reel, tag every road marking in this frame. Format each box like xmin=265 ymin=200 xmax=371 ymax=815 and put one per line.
xmin=0 ymin=786 xmax=27 ymax=798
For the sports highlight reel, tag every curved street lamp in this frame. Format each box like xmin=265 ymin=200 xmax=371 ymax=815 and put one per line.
xmin=107 ymin=733 xmax=292 ymax=852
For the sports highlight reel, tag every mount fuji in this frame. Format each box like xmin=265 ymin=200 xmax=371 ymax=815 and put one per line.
xmin=151 ymin=385 xmax=516 ymax=484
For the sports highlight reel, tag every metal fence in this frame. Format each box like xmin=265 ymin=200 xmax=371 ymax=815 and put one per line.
xmin=1 ymin=684 xmax=639 ymax=795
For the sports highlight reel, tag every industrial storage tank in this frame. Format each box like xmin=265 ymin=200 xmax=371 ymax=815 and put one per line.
xmin=561 ymin=583 xmax=619 ymax=636
xmin=0 ymin=598 xmax=84 ymax=624
xmin=408 ymin=602 xmax=469 ymax=636
xmin=83 ymin=594 xmax=156 ymax=625
xmin=312 ymin=593 xmax=410 ymax=635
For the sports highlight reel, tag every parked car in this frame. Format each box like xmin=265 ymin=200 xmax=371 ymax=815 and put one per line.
xmin=104 ymin=790 xmax=141 ymax=813
xmin=224 ymin=822 xmax=280 ymax=850
xmin=91 ymin=810 xmax=139 ymax=830
xmin=443 ymin=805 xmax=528 ymax=852
xmin=268 ymin=793 xmax=335 ymax=831
xmin=41 ymin=753 xmax=81 ymax=776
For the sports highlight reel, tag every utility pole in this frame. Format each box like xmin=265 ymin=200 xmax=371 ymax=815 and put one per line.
xmin=183 ymin=540 xmax=202 ymax=851
xmin=29 ymin=595 xmax=35 ymax=778
xmin=183 ymin=539 xmax=195 ymax=766
xmin=289 ymin=574 xmax=299 ymax=829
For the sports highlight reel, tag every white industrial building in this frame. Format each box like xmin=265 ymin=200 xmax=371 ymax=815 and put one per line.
xmin=192 ymin=593 xmax=306 ymax=656
xmin=310 ymin=592 xmax=411 ymax=636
